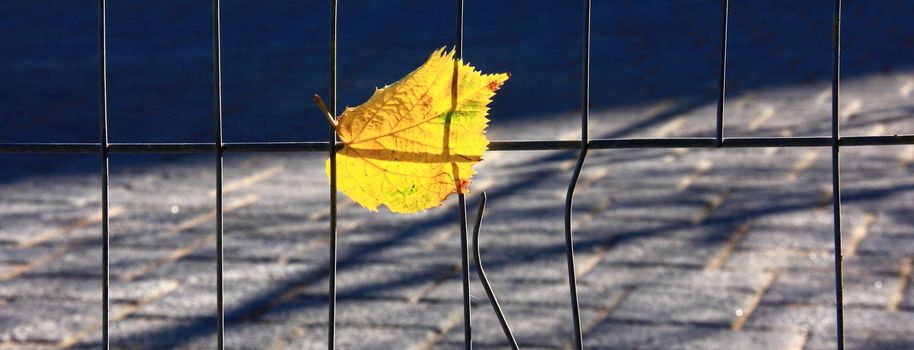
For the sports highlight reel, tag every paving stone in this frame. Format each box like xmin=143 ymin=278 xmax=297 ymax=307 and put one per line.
xmin=599 ymin=236 xmax=723 ymax=268
xmin=762 ymin=272 xmax=899 ymax=307
xmin=261 ymin=297 xmax=459 ymax=332
xmin=746 ymin=304 xmax=914 ymax=334
xmin=468 ymin=251 xmax=599 ymax=284
xmin=284 ymin=326 xmax=434 ymax=350
xmin=69 ymin=317 xmax=277 ymax=350
xmin=608 ymin=285 xmax=756 ymax=326
xmin=857 ymin=235 xmax=914 ymax=258
xmin=223 ymin=261 xmax=318 ymax=283
xmin=0 ymin=209 xmax=100 ymax=245
xmin=108 ymin=218 xmax=212 ymax=249
xmin=135 ymin=258 xmax=219 ymax=284
xmin=179 ymin=321 xmax=296 ymax=350
xmin=302 ymin=262 xmax=458 ymax=300
xmin=904 ymin=277 xmax=914 ymax=311
xmin=869 ymin=216 xmax=914 ymax=239
xmin=336 ymin=242 xmax=464 ymax=266
xmin=332 ymin=222 xmax=461 ymax=266
xmin=723 ymin=249 xmax=901 ymax=273
xmin=0 ymin=244 xmax=59 ymax=264
xmin=738 ymin=213 xmax=835 ymax=251
xmin=583 ymin=322 xmax=804 ymax=350
xmin=134 ymin=252 xmax=322 ymax=285
xmin=0 ymin=263 xmax=18 ymax=279
xmin=23 ymin=247 xmax=176 ymax=279
xmin=843 ymin=255 xmax=908 ymax=276
xmin=422 ymin=278 xmax=623 ymax=310
xmin=216 ymin=235 xmax=327 ymax=264
xmin=436 ymin=304 xmax=605 ymax=349
xmin=742 ymin=304 xmax=835 ymax=333
xmin=837 ymin=309 xmax=914 ymax=334
xmin=0 ymin=299 xmax=98 ymax=343
xmin=132 ymin=279 xmax=283 ymax=320
xmin=804 ymin=329 xmax=914 ymax=350
xmin=584 ymin=265 xmax=768 ymax=292
xmin=0 ymin=277 xmax=178 ymax=302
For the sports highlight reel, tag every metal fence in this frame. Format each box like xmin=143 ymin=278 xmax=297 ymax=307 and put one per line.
xmin=2 ymin=0 xmax=913 ymax=349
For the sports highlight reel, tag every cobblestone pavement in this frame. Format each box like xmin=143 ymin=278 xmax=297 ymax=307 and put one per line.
xmin=2 ymin=1 xmax=914 ymax=349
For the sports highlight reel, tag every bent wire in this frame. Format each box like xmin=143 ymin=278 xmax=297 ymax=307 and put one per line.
xmin=472 ymin=192 xmax=520 ymax=350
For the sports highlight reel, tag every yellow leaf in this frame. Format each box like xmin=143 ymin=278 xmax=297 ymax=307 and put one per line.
xmin=324 ymin=48 xmax=508 ymax=213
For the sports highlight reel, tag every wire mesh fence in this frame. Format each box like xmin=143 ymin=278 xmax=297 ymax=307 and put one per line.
xmin=2 ymin=0 xmax=913 ymax=349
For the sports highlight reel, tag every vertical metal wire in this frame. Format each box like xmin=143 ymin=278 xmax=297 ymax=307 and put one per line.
xmin=458 ymin=192 xmax=472 ymax=350
xmin=563 ymin=1 xmax=590 ymax=348
xmin=327 ymin=0 xmax=339 ymax=348
xmin=97 ymin=0 xmax=110 ymax=348
xmin=715 ymin=0 xmax=729 ymax=146
xmin=830 ymin=0 xmax=845 ymax=348
xmin=454 ymin=1 xmax=473 ymax=349
xmin=212 ymin=0 xmax=226 ymax=347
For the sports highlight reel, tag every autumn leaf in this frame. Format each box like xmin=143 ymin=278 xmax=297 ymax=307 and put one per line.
xmin=315 ymin=48 xmax=508 ymax=213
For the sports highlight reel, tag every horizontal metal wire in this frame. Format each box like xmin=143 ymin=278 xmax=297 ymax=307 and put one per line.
xmin=1 ymin=135 xmax=912 ymax=154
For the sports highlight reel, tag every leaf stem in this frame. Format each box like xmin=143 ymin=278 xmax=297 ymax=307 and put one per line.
xmin=314 ymin=94 xmax=341 ymax=135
